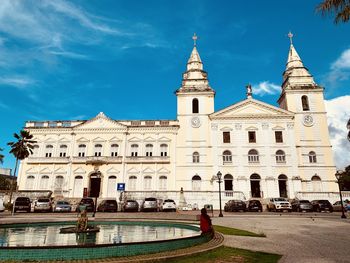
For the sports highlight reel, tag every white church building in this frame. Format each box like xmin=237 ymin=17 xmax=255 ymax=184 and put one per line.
xmin=17 ymin=36 xmax=338 ymax=208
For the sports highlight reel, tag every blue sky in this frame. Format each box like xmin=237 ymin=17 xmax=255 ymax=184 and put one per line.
xmin=0 ymin=0 xmax=349 ymax=170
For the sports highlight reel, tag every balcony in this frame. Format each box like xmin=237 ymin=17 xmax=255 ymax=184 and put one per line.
xmin=125 ymin=156 xmax=170 ymax=164
xmin=26 ymin=157 xmax=70 ymax=164
xmin=72 ymin=156 xmax=123 ymax=164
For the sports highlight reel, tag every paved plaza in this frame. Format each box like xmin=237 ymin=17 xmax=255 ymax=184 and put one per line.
xmin=0 ymin=211 xmax=349 ymax=262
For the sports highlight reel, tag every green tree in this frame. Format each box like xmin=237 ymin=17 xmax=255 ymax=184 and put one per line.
xmin=7 ymin=130 xmax=36 ymax=202
xmin=317 ymin=0 xmax=350 ymax=23
xmin=339 ymin=165 xmax=350 ymax=191
xmin=0 ymin=148 xmax=4 ymax=164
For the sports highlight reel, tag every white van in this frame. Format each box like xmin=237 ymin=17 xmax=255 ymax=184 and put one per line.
xmin=0 ymin=198 xmax=5 ymax=212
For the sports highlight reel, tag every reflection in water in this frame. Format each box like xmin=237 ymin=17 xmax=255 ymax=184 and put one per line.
xmin=0 ymin=224 xmax=199 ymax=247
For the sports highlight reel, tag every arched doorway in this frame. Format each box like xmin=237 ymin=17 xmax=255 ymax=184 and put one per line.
xmin=278 ymin=174 xmax=288 ymax=198
xmin=89 ymin=172 xmax=102 ymax=198
xmin=107 ymin=175 xmax=116 ymax=197
xmin=250 ymin=174 xmax=261 ymax=198
xmin=73 ymin=176 xmax=83 ymax=197
xmin=224 ymin=174 xmax=233 ymax=191
xmin=311 ymin=175 xmax=322 ymax=192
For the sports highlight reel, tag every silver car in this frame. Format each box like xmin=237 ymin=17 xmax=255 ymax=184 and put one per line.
xmin=34 ymin=198 xmax=52 ymax=212
xmin=141 ymin=197 xmax=158 ymax=212
xmin=54 ymin=200 xmax=72 ymax=212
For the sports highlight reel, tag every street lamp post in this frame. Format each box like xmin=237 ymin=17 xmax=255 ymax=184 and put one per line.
xmin=217 ymin=171 xmax=223 ymax=217
xmin=335 ymin=170 xmax=346 ymax=219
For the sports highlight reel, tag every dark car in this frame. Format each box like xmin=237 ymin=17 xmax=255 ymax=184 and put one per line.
xmin=311 ymin=200 xmax=333 ymax=212
xmin=122 ymin=200 xmax=139 ymax=212
xmin=76 ymin=198 xmax=95 ymax=212
xmin=291 ymin=199 xmax=313 ymax=212
xmin=224 ymin=200 xmax=247 ymax=212
xmin=247 ymin=200 xmax=262 ymax=212
xmin=97 ymin=199 xmax=118 ymax=212
xmin=14 ymin=197 xmax=31 ymax=213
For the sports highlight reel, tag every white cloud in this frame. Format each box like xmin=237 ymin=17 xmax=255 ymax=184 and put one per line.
xmin=252 ymin=81 xmax=280 ymax=96
xmin=325 ymin=95 xmax=350 ymax=169
xmin=0 ymin=76 xmax=35 ymax=89
xmin=326 ymin=48 xmax=350 ymax=85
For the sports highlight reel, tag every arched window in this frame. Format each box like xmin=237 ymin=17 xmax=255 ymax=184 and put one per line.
xmin=73 ymin=176 xmax=83 ymax=197
xmin=110 ymin=144 xmax=119 ymax=157
xmin=224 ymin=174 xmax=233 ymax=191
xmin=275 ymin=150 xmax=286 ymax=163
xmin=59 ymin=145 xmax=67 ymax=157
xmin=26 ymin=175 xmax=35 ymax=190
xmin=278 ymin=174 xmax=288 ymax=198
xmin=78 ymin=144 xmax=86 ymax=157
xmin=308 ymin=151 xmax=317 ymax=163
xmin=145 ymin=144 xmax=153 ymax=157
xmin=129 ymin=176 xmax=137 ymax=190
xmin=250 ymin=174 xmax=261 ymax=198
xmin=40 ymin=175 xmax=50 ymax=190
xmin=33 ymin=145 xmax=39 ymax=157
xmin=94 ymin=144 xmax=102 ymax=157
xmin=131 ymin=144 xmax=138 ymax=157
xmin=144 ymin=176 xmax=152 ymax=190
xmin=311 ymin=175 xmax=322 ymax=192
xmin=192 ymin=175 xmax=201 ymax=191
xmin=223 ymin=150 xmax=232 ymax=163
xmin=107 ymin=175 xmax=117 ymax=197
xmin=301 ymin=95 xmax=310 ymax=111
xmin=192 ymin=98 xmax=199 ymax=113
xmin=193 ymin=152 xmax=200 ymax=163
xmin=45 ymin=145 xmax=53 ymax=157
xmin=160 ymin=144 xmax=168 ymax=157
xmin=54 ymin=175 xmax=64 ymax=190
xmin=248 ymin=149 xmax=259 ymax=163
xmin=159 ymin=176 xmax=167 ymax=190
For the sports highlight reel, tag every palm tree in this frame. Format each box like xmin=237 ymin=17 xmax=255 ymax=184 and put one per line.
xmin=0 ymin=148 xmax=4 ymax=164
xmin=7 ymin=130 xmax=37 ymax=203
xmin=317 ymin=0 xmax=350 ymax=23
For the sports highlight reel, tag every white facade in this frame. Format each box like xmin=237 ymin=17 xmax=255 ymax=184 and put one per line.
xmin=17 ymin=40 xmax=338 ymax=207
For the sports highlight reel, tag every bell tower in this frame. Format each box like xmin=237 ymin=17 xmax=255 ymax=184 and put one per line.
xmin=278 ymin=32 xmax=336 ymax=191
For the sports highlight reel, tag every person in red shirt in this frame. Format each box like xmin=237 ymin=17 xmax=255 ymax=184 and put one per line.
xmin=200 ymin=208 xmax=213 ymax=236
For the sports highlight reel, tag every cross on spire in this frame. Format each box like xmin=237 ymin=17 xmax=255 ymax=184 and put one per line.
xmin=192 ymin=33 xmax=198 ymax=47
xmin=288 ymin=31 xmax=294 ymax=45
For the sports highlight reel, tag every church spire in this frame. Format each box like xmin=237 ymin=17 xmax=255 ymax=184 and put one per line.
xmin=176 ymin=34 xmax=214 ymax=93
xmin=282 ymin=32 xmax=316 ymax=90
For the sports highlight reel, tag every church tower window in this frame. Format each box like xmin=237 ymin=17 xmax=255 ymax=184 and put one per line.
xmin=248 ymin=131 xmax=256 ymax=143
xmin=223 ymin=132 xmax=231 ymax=143
xmin=301 ymin=95 xmax=310 ymax=111
xmin=192 ymin=98 xmax=199 ymax=113
xmin=192 ymin=152 xmax=200 ymax=163
xmin=308 ymin=151 xmax=317 ymax=163
xmin=223 ymin=150 xmax=232 ymax=163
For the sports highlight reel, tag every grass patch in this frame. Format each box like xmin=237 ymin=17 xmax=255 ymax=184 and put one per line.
xmin=213 ymin=225 xmax=266 ymax=237
xmin=154 ymin=246 xmax=281 ymax=263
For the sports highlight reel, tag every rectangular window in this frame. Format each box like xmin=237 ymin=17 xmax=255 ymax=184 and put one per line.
xmin=275 ymin=131 xmax=283 ymax=143
xmin=248 ymin=131 xmax=256 ymax=143
xmin=223 ymin=132 xmax=231 ymax=143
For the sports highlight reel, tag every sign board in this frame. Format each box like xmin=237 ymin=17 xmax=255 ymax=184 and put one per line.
xmin=117 ymin=183 xmax=125 ymax=191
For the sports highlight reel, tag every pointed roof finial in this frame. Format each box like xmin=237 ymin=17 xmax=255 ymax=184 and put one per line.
xmin=192 ymin=33 xmax=198 ymax=47
xmin=288 ymin=31 xmax=293 ymax=45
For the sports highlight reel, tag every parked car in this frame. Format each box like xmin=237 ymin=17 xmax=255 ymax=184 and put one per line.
xmin=53 ymin=200 xmax=72 ymax=212
xmin=311 ymin=200 xmax=333 ymax=212
xmin=97 ymin=199 xmax=118 ymax=212
xmin=14 ymin=197 xmax=31 ymax=213
xmin=267 ymin=198 xmax=292 ymax=212
xmin=34 ymin=198 xmax=52 ymax=212
xmin=122 ymin=200 xmax=139 ymax=212
xmin=290 ymin=199 xmax=313 ymax=212
xmin=162 ymin=199 xmax=176 ymax=212
xmin=141 ymin=197 xmax=158 ymax=212
xmin=224 ymin=200 xmax=247 ymax=212
xmin=247 ymin=200 xmax=262 ymax=212
xmin=0 ymin=198 xmax=4 ymax=212
xmin=76 ymin=198 xmax=95 ymax=212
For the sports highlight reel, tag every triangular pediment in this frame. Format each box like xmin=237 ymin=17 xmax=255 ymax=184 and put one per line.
xmin=26 ymin=167 xmax=38 ymax=174
xmin=74 ymin=112 xmax=126 ymax=130
xmin=210 ymin=99 xmax=294 ymax=119
xmin=92 ymin=137 xmax=106 ymax=142
xmin=106 ymin=167 xmax=120 ymax=174
xmin=76 ymin=137 xmax=89 ymax=142
xmin=157 ymin=167 xmax=170 ymax=174
xmin=144 ymin=136 xmax=156 ymax=142
xmin=158 ymin=136 xmax=171 ymax=142
xmin=40 ymin=167 xmax=52 ymax=174
xmin=109 ymin=136 xmax=122 ymax=142
xmin=54 ymin=167 xmax=67 ymax=174
xmin=128 ymin=136 xmax=141 ymax=142
xmin=44 ymin=137 xmax=56 ymax=143
xmin=272 ymin=125 xmax=285 ymax=130
xmin=73 ymin=167 xmax=86 ymax=174
xmin=58 ymin=137 xmax=70 ymax=142
xmin=127 ymin=167 xmax=140 ymax=174
xmin=143 ymin=167 xmax=155 ymax=174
